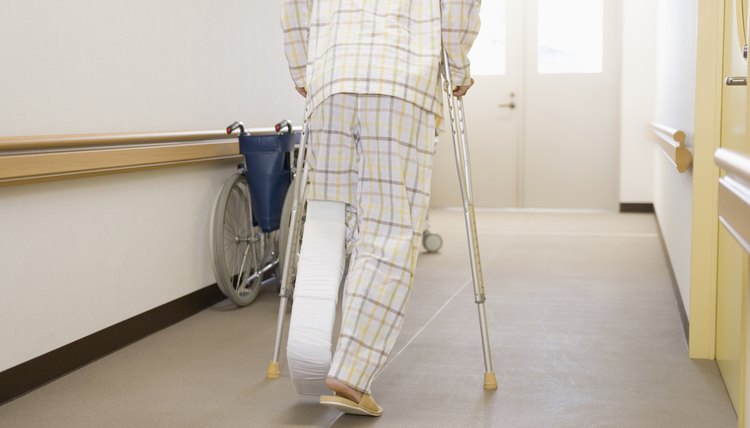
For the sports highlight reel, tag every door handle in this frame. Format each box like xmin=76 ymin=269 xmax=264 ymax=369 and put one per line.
xmin=725 ymin=76 xmax=747 ymax=86
xmin=498 ymin=102 xmax=516 ymax=110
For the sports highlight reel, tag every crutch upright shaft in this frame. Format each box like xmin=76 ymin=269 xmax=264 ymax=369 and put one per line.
xmin=267 ymin=121 xmax=310 ymax=379
xmin=442 ymin=49 xmax=497 ymax=391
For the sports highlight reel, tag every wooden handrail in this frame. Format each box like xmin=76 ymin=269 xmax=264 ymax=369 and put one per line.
xmin=0 ymin=126 xmax=298 ymax=152
xmin=716 ymin=148 xmax=750 ymax=254
xmin=716 ymin=148 xmax=750 ymax=184
xmin=651 ymin=122 xmax=693 ymax=173
xmin=651 ymin=122 xmax=686 ymax=144
xmin=0 ymin=125 xmax=302 ymax=186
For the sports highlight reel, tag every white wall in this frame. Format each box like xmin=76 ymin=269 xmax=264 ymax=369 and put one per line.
xmin=653 ymin=0 xmax=699 ymax=315
xmin=0 ymin=0 xmax=303 ymax=372
xmin=619 ymin=0 xmax=658 ymax=204
xmin=0 ymin=0 xmax=303 ymax=135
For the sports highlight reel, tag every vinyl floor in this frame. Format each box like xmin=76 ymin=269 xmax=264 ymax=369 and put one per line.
xmin=0 ymin=210 xmax=738 ymax=427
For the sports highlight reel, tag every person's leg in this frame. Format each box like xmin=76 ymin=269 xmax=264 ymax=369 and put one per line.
xmin=306 ymin=94 xmax=359 ymax=207
xmin=327 ymin=95 xmax=436 ymax=399
xmin=286 ymin=94 xmax=358 ymax=395
xmin=286 ymin=200 xmax=346 ymax=396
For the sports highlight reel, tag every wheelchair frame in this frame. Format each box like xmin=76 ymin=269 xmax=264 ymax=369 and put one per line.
xmin=209 ymin=122 xmax=301 ymax=307
xmin=211 ymin=123 xmax=443 ymax=309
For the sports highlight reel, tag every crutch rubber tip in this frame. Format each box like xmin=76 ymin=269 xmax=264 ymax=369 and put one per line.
xmin=267 ymin=361 xmax=281 ymax=379
xmin=483 ymin=372 xmax=498 ymax=390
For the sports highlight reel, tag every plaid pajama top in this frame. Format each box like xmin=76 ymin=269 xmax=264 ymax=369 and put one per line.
xmin=281 ymin=0 xmax=481 ymax=118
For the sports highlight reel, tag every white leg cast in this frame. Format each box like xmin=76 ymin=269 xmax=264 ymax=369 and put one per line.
xmin=286 ymin=199 xmax=346 ymax=397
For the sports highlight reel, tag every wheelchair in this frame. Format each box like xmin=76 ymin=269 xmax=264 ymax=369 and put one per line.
xmin=209 ymin=120 xmax=304 ymax=307
xmin=209 ymin=120 xmax=443 ymax=308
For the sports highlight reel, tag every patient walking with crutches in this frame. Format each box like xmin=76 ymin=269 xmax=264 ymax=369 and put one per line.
xmin=280 ymin=0 xmax=481 ymax=416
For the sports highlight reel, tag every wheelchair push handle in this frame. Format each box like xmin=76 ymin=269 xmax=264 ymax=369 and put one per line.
xmin=226 ymin=120 xmax=296 ymax=138
xmin=226 ymin=121 xmax=245 ymax=135
xmin=275 ymin=119 xmax=293 ymax=134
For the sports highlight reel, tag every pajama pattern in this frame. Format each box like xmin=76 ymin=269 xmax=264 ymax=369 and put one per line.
xmin=280 ymin=0 xmax=481 ymax=394
xmin=307 ymin=94 xmax=436 ymax=393
xmin=281 ymin=0 xmax=481 ymax=119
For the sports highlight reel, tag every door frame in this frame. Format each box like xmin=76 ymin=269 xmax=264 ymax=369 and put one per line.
xmin=690 ymin=0 xmax=724 ymax=360
xmin=520 ymin=0 xmax=622 ymax=210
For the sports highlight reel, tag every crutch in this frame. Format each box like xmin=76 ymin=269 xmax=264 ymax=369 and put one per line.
xmin=442 ymin=49 xmax=497 ymax=391
xmin=267 ymin=120 xmax=310 ymax=379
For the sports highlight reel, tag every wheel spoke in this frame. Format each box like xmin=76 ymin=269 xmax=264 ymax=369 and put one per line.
xmin=212 ymin=175 xmax=264 ymax=306
xmin=235 ymin=243 xmax=251 ymax=294
xmin=232 ymin=244 xmax=250 ymax=275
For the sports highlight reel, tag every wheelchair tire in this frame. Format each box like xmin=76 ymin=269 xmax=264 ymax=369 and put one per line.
xmin=422 ymin=231 xmax=443 ymax=253
xmin=210 ymin=173 xmax=263 ymax=306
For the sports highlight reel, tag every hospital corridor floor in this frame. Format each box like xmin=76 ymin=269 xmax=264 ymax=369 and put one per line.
xmin=0 ymin=210 xmax=738 ymax=427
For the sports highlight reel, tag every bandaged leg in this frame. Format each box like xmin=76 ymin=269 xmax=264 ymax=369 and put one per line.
xmin=286 ymin=199 xmax=346 ymax=396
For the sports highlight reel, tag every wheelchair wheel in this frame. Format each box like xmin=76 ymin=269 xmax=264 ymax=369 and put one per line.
xmin=422 ymin=231 xmax=443 ymax=253
xmin=277 ymin=177 xmax=305 ymax=297
xmin=210 ymin=173 xmax=263 ymax=306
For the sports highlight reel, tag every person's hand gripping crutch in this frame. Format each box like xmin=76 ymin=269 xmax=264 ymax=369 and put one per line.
xmin=452 ymin=78 xmax=475 ymax=97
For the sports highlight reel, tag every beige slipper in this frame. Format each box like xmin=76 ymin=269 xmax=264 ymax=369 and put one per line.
xmin=320 ymin=393 xmax=383 ymax=417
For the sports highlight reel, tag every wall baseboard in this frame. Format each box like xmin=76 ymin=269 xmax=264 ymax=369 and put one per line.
xmin=620 ymin=203 xmax=656 ymax=213
xmin=0 ymin=284 xmax=225 ymax=406
xmin=654 ymin=222 xmax=690 ymax=344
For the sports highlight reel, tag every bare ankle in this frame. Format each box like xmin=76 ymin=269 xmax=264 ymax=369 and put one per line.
xmin=326 ymin=378 xmax=364 ymax=402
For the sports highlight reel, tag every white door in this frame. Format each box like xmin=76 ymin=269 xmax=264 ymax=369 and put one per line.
xmin=523 ymin=0 xmax=620 ymax=209
xmin=431 ymin=0 xmax=523 ymax=208
xmin=431 ymin=0 xmax=621 ymax=210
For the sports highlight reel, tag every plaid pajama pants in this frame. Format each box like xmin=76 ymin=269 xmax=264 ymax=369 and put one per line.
xmin=306 ymin=93 xmax=436 ymax=394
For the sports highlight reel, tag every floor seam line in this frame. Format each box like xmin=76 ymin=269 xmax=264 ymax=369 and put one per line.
xmin=381 ymin=277 xmax=473 ymax=373
xmin=328 ymin=277 xmax=473 ymax=427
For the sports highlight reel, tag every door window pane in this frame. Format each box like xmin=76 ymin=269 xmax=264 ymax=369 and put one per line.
xmin=469 ymin=0 xmax=506 ymax=75
xmin=538 ymin=0 xmax=603 ymax=74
